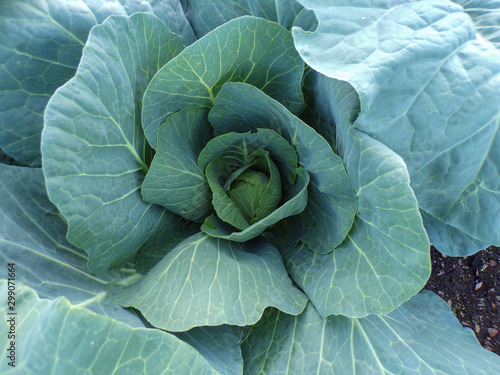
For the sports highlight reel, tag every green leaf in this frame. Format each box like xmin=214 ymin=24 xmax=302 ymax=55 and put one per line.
xmin=0 ymin=164 xmax=143 ymax=326
xmin=209 ymin=82 xmax=357 ymax=253
xmin=205 ymin=157 xmax=251 ymax=230
xmin=281 ymin=128 xmax=431 ymax=318
xmin=455 ymin=0 xmax=500 ymax=49
xmin=135 ymin=220 xmax=201 ymax=274
xmin=42 ymin=13 xmax=184 ymax=274
xmin=0 ymin=0 xmax=194 ymax=166
xmin=241 ymin=291 xmax=500 ymax=374
xmin=201 ymin=167 xmax=309 ymax=242
xmin=184 ymin=0 xmax=316 ymax=37
xmin=141 ymin=16 xmax=305 ymax=148
xmin=174 ymin=325 xmax=244 ymax=375
xmin=294 ymin=0 xmax=500 ymax=250
xmin=227 ymin=153 xmax=282 ymax=225
xmin=107 ymin=233 xmax=308 ymax=331
xmin=198 ymin=129 xmax=299 ymax=187
xmin=141 ymin=109 xmax=213 ymax=222
xmin=420 ymin=210 xmax=489 ymax=257
xmin=0 ymin=281 xmax=217 ymax=374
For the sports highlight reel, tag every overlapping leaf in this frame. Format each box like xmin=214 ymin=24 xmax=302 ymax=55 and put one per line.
xmin=241 ymin=291 xmax=500 ymax=374
xmin=294 ymin=0 xmax=500 ymax=252
xmin=209 ymin=82 xmax=356 ymax=253
xmin=142 ymin=109 xmax=213 ymax=222
xmin=0 ymin=0 xmax=194 ymax=166
xmin=184 ymin=0 xmax=316 ymax=37
xmin=42 ymin=13 xmax=184 ymax=274
xmin=141 ymin=16 xmax=305 ymax=148
xmin=282 ymin=77 xmax=430 ymax=318
xmin=0 ymin=281 xmax=217 ymax=374
xmin=455 ymin=0 xmax=500 ymax=49
xmin=0 ymin=164 xmax=144 ymax=326
xmin=174 ymin=325 xmax=244 ymax=375
xmin=107 ymin=233 xmax=308 ymax=331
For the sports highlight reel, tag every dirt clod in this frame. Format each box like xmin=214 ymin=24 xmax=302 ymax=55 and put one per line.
xmin=424 ymin=246 xmax=499 ymax=355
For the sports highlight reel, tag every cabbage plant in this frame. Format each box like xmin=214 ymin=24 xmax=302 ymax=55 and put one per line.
xmin=1 ymin=0 xmax=500 ymax=373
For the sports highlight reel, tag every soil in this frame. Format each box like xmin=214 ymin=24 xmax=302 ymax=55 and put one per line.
xmin=424 ymin=246 xmax=500 ymax=355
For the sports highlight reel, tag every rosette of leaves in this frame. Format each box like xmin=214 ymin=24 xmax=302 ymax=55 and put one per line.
xmin=1 ymin=0 xmax=500 ymax=374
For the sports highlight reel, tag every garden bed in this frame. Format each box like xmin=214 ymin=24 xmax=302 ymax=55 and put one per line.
xmin=425 ymin=246 xmax=499 ymax=355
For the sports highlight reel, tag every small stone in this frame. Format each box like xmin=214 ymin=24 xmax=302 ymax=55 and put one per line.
xmin=437 ymin=270 xmax=445 ymax=276
xmin=475 ymin=324 xmax=481 ymax=333
xmin=487 ymin=328 xmax=498 ymax=337
xmin=485 ymin=346 xmax=494 ymax=352
xmin=437 ymin=291 xmax=444 ymax=296
xmin=475 ymin=282 xmax=483 ymax=290
xmin=492 ymin=303 xmax=496 ymax=309
xmin=447 ymin=300 xmax=452 ymax=307
xmin=489 ymin=260 xmax=497 ymax=267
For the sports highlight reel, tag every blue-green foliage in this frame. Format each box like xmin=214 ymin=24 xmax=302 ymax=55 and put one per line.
xmin=1 ymin=0 xmax=499 ymax=373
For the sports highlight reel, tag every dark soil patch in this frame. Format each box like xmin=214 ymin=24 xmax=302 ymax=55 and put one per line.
xmin=424 ymin=246 xmax=499 ymax=355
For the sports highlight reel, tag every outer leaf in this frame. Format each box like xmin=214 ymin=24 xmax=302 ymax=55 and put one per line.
xmin=294 ymin=0 xmax=500 ymax=249
xmin=142 ymin=109 xmax=213 ymax=222
xmin=107 ymin=233 xmax=308 ymax=331
xmin=455 ymin=0 xmax=500 ymax=49
xmin=209 ymin=82 xmax=356 ymax=253
xmin=141 ymin=16 xmax=305 ymax=148
xmin=135 ymin=220 xmax=201 ymax=274
xmin=201 ymin=167 xmax=309 ymax=242
xmin=184 ymin=0 xmax=316 ymax=37
xmin=42 ymin=13 xmax=184 ymax=274
xmin=0 ymin=0 xmax=194 ymax=166
xmin=241 ymin=291 xmax=500 ymax=374
xmin=174 ymin=325 xmax=244 ymax=375
xmin=0 ymin=282 xmax=217 ymax=374
xmin=0 ymin=164 xmax=144 ymax=326
xmin=420 ymin=210 xmax=489 ymax=257
xmin=284 ymin=75 xmax=430 ymax=318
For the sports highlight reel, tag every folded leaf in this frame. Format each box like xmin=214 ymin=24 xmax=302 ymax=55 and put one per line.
xmin=281 ymin=128 xmax=431 ymax=318
xmin=0 ymin=164 xmax=143 ymax=326
xmin=107 ymin=233 xmax=308 ymax=331
xmin=201 ymin=167 xmax=309 ymax=242
xmin=420 ymin=210 xmax=489 ymax=257
xmin=241 ymin=291 xmax=500 ymax=374
xmin=210 ymin=82 xmax=356 ymax=253
xmin=42 ymin=13 xmax=184 ymax=274
xmin=184 ymin=0 xmax=316 ymax=37
xmin=174 ymin=325 xmax=244 ymax=375
xmin=142 ymin=109 xmax=213 ymax=222
xmin=0 ymin=281 xmax=217 ymax=374
xmin=197 ymin=128 xmax=298 ymax=187
xmin=0 ymin=0 xmax=194 ymax=166
xmin=294 ymin=0 xmax=500 ymax=250
xmin=141 ymin=16 xmax=305 ymax=148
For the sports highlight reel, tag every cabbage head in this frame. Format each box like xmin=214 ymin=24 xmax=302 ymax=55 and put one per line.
xmin=1 ymin=0 xmax=499 ymax=374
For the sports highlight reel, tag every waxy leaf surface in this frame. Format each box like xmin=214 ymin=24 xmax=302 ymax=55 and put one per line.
xmin=210 ymin=82 xmax=356 ymax=253
xmin=142 ymin=109 xmax=213 ymax=222
xmin=241 ymin=291 xmax=500 ymax=374
xmin=142 ymin=16 xmax=305 ymax=148
xmin=0 ymin=0 xmax=194 ymax=166
xmin=42 ymin=13 xmax=183 ymax=274
xmin=184 ymin=0 xmax=316 ymax=37
xmin=294 ymin=0 xmax=500 ymax=250
xmin=107 ymin=233 xmax=308 ymax=331
xmin=0 ymin=282 xmax=217 ymax=374
xmin=0 ymin=164 xmax=142 ymax=326
xmin=287 ymin=76 xmax=430 ymax=318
